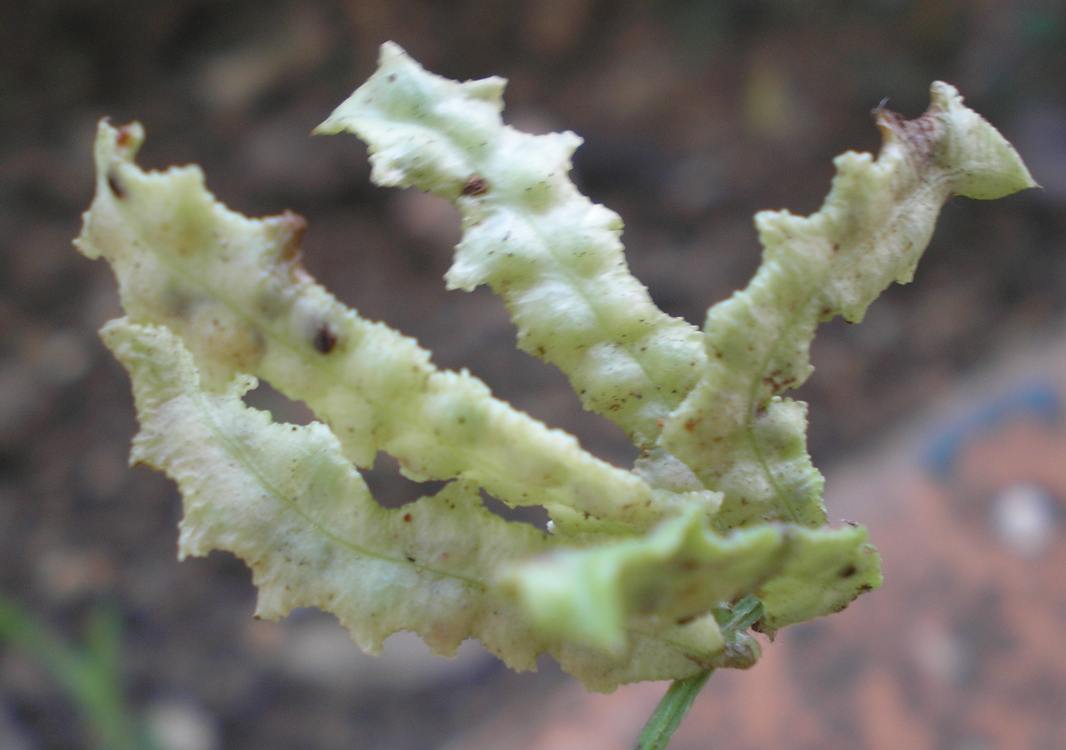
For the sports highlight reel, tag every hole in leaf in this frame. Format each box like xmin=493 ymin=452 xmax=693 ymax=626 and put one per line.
xmin=363 ymin=452 xmax=448 ymax=509
xmin=479 ymin=489 xmax=550 ymax=531
xmin=242 ymin=380 xmax=314 ymax=424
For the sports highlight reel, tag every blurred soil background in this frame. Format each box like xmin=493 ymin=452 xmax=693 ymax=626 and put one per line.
xmin=2 ymin=1 xmax=1065 ymax=748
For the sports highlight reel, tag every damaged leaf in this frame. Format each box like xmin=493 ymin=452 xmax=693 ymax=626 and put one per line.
xmin=75 ymin=44 xmax=1034 ymax=691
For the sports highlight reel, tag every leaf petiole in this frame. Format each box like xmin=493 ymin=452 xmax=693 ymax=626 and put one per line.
xmin=635 ymin=595 xmax=763 ymax=750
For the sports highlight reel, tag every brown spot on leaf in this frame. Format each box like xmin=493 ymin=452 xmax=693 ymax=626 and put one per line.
xmin=462 ymin=175 xmax=488 ymax=196
xmin=403 ymin=513 xmax=412 ymax=523
xmin=277 ymin=210 xmax=308 ymax=262
xmin=838 ymin=564 xmax=858 ymax=578
xmin=313 ymin=324 xmax=337 ymax=354
xmin=762 ymin=370 xmax=798 ymax=394
xmin=875 ymin=104 xmax=945 ymax=166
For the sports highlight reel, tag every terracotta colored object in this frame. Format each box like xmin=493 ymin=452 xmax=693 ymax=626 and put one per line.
xmin=454 ymin=339 xmax=1066 ymax=749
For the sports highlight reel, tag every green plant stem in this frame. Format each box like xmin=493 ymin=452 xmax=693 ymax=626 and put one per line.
xmin=634 ymin=595 xmax=763 ymax=750
xmin=0 ymin=594 xmax=153 ymax=750
xmin=635 ymin=669 xmax=714 ymax=750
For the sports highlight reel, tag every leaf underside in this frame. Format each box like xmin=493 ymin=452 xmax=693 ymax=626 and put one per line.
xmin=76 ymin=43 xmax=1034 ymax=691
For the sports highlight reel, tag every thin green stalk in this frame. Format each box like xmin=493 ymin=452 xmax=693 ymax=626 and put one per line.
xmin=0 ymin=594 xmax=154 ymax=750
xmin=635 ymin=596 xmax=763 ymax=750
xmin=635 ymin=669 xmax=714 ymax=750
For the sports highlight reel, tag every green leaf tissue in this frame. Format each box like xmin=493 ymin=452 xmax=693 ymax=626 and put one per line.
xmin=75 ymin=44 xmax=1035 ymax=694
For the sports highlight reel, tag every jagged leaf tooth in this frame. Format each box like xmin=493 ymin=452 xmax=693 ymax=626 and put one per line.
xmin=317 ymin=42 xmax=707 ymax=447
xmin=662 ymin=81 xmax=1036 ymax=530
xmin=102 ymin=318 xmax=729 ymax=691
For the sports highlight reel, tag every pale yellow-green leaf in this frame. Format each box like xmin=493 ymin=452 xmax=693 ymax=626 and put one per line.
xmin=661 ymin=82 xmax=1036 ymax=530
xmin=504 ymin=506 xmax=881 ymax=652
xmin=756 ymin=524 xmax=881 ymax=635
xmin=102 ymin=318 xmax=729 ymax=691
xmin=75 ymin=43 xmax=1036 ymax=691
xmin=316 ymin=42 xmax=707 ymax=447
xmin=75 ymin=120 xmax=705 ymax=530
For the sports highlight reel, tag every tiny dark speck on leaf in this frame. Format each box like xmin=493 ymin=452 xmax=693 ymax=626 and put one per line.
xmin=313 ymin=324 xmax=337 ymax=354
xmin=838 ymin=564 xmax=857 ymax=578
xmin=405 ymin=555 xmax=416 ymax=563
xmin=403 ymin=513 xmax=412 ymax=523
